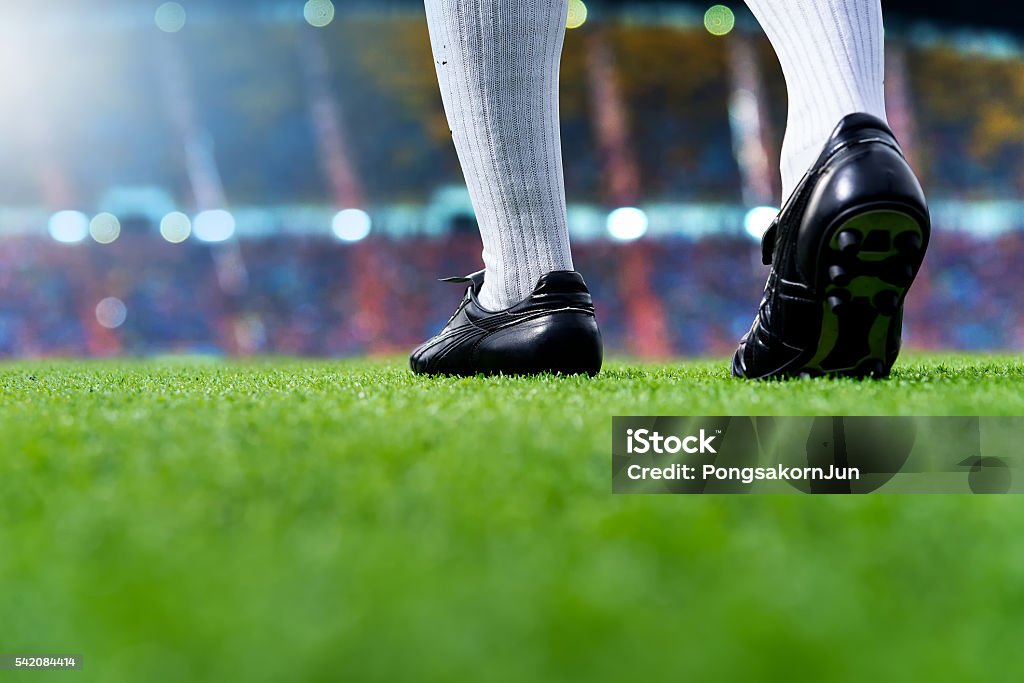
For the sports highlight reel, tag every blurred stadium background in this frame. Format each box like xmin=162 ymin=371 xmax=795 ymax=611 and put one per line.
xmin=1 ymin=0 xmax=1022 ymax=358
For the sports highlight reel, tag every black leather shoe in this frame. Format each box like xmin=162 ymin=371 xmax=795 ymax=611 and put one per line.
xmin=410 ymin=270 xmax=603 ymax=376
xmin=734 ymin=113 xmax=931 ymax=380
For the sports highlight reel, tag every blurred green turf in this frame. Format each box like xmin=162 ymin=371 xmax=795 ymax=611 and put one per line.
xmin=2 ymin=355 xmax=1024 ymax=681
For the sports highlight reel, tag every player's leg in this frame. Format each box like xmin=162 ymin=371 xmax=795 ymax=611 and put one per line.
xmin=747 ymin=0 xmax=888 ymax=200
xmin=411 ymin=0 xmax=602 ymax=376
xmin=733 ymin=0 xmax=930 ymax=379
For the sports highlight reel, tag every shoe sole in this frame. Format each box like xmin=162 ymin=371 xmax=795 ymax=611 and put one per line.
xmin=800 ymin=206 xmax=929 ymax=379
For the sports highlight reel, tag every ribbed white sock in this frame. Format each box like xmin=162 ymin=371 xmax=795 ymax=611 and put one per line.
xmin=744 ymin=0 xmax=888 ymax=201
xmin=424 ymin=0 xmax=574 ymax=311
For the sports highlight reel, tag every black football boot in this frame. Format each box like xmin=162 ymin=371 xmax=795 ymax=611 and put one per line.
xmin=734 ymin=113 xmax=931 ymax=380
xmin=410 ymin=270 xmax=603 ymax=377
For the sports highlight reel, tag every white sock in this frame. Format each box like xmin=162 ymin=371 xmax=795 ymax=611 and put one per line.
xmin=424 ymin=0 xmax=574 ymax=311
xmin=744 ymin=0 xmax=888 ymax=201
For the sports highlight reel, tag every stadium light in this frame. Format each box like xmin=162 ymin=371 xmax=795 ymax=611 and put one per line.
xmin=160 ymin=212 xmax=192 ymax=243
xmin=48 ymin=211 xmax=90 ymax=244
xmin=304 ymin=0 xmax=335 ymax=28
xmin=193 ymin=210 xmax=236 ymax=243
xmin=155 ymin=2 xmax=187 ymax=33
xmin=90 ymin=213 xmax=121 ymax=244
xmin=704 ymin=4 xmax=736 ymax=36
xmin=332 ymin=209 xmax=372 ymax=242
xmin=607 ymin=207 xmax=649 ymax=242
xmin=95 ymin=297 xmax=127 ymax=330
xmin=744 ymin=206 xmax=778 ymax=240
xmin=567 ymin=0 xmax=588 ymax=29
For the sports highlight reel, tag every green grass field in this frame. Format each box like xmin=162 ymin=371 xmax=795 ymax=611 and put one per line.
xmin=3 ymin=355 xmax=1024 ymax=681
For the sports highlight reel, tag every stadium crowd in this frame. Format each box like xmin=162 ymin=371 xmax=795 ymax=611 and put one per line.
xmin=1 ymin=11 xmax=1023 ymax=357
xmin=4 ymin=14 xmax=1023 ymax=207
xmin=2 ymin=229 xmax=1022 ymax=358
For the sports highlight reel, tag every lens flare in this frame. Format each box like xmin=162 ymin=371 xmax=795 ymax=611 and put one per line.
xmin=304 ymin=0 xmax=336 ymax=28
xmin=332 ymin=209 xmax=372 ymax=242
xmin=567 ymin=0 xmax=588 ymax=30
xmin=607 ymin=208 xmax=649 ymax=242
xmin=704 ymin=5 xmax=736 ymax=36
xmin=155 ymin=2 xmax=187 ymax=33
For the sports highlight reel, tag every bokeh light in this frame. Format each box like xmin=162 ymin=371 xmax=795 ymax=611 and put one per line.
xmin=90 ymin=213 xmax=121 ymax=244
xmin=160 ymin=212 xmax=192 ymax=243
xmin=304 ymin=0 xmax=335 ymax=28
xmin=567 ymin=0 xmax=588 ymax=30
xmin=155 ymin=2 xmax=187 ymax=33
xmin=332 ymin=209 xmax=372 ymax=242
xmin=48 ymin=211 xmax=89 ymax=243
xmin=744 ymin=206 xmax=779 ymax=240
xmin=95 ymin=297 xmax=127 ymax=329
xmin=607 ymin=207 xmax=649 ymax=241
xmin=704 ymin=5 xmax=736 ymax=36
xmin=193 ymin=210 xmax=236 ymax=242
